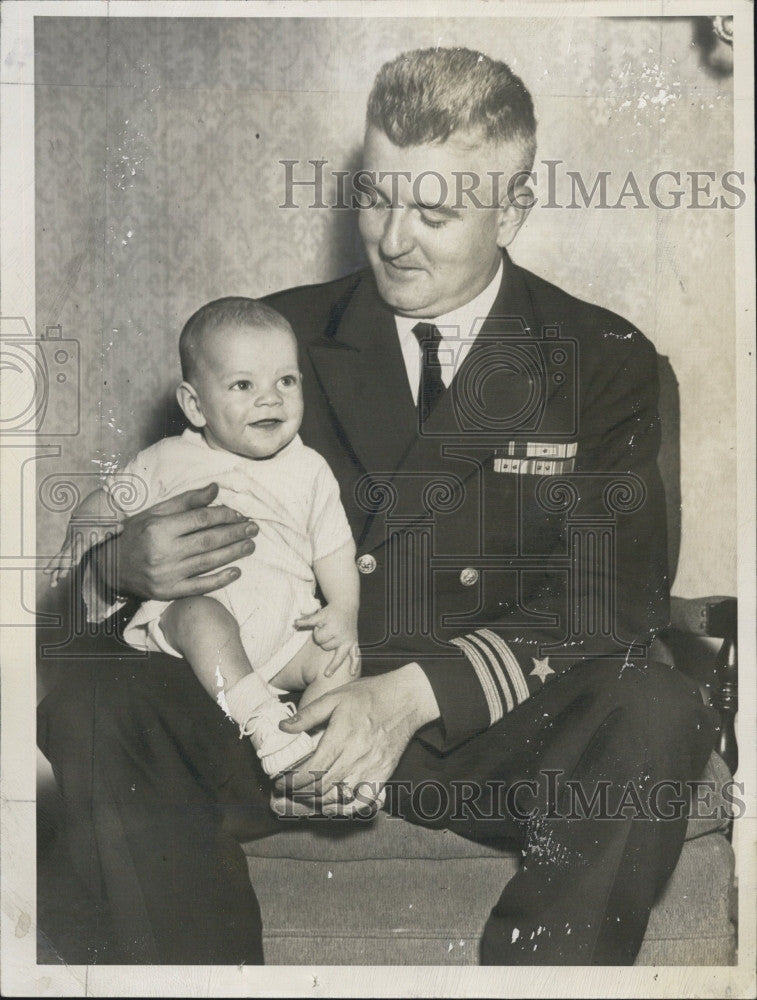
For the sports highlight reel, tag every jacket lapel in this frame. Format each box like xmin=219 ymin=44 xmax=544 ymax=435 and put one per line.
xmin=353 ymin=253 xmax=545 ymax=552
xmin=307 ymin=273 xmax=418 ymax=476
xmin=390 ymin=253 xmax=542 ymax=476
xmin=309 ymin=255 xmax=546 ymax=552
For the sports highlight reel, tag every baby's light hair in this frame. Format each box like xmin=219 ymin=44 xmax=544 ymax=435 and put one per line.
xmin=179 ymin=297 xmax=294 ymax=383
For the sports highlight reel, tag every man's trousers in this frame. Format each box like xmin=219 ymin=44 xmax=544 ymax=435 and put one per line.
xmin=37 ymin=650 xmax=717 ymax=965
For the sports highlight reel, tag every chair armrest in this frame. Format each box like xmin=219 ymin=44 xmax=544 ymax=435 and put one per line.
xmin=667 ymin=596 xmax=738 ymax=776
xmin=669 ymin=596 xmax=736 ymax=638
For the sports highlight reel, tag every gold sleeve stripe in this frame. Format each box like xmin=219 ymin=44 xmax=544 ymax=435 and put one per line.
xmin=450 ymin=635 xmax=503 ymax=726
xmin=479 ymin=628 xmax=531 ymax=704
xmin=466 ymin=632 xmax=515 ymax=714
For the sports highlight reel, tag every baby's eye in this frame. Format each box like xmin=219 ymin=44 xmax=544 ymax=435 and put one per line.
xmin=278 ymin=374 xmax=299 ymax=389
xmin=230 ymin=380 xmax=252 ymax=391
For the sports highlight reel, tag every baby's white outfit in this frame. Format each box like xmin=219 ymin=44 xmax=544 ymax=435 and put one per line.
xmin=109 ymin=429 xmax=353 ymax=682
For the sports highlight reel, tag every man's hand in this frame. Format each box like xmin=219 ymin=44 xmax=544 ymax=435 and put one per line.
xmin=94 ymin=483 xmax=259 ymax=602
xmin=273 ymin=663 xmax=440 ymax=813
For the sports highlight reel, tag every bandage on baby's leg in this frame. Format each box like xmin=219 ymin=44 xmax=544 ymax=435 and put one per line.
xmin=225 ymin=671 xmax=318 ymax=779
xmin=223 ymin=670 xmax=278 ymax=724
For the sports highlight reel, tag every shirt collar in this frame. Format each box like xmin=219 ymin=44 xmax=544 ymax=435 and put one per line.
xmin=394 ymin=259 xmax=504 ymax=345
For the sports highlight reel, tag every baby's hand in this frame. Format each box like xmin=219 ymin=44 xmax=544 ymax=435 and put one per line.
xmin=43 ymin=522 xmax=118 ymax=588
xmin=42 ymin=538 xmax=76 ymax=587
xmin=295 ymin=604 xmax=360 ymax=678
xmin=44 ymin=531 xmax=82 ymax=589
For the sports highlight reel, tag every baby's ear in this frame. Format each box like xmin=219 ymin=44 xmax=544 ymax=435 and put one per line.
xmin=176 ymin=382 xmax=206 ymax=428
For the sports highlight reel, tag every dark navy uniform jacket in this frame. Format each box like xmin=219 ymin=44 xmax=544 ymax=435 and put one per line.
xmin=266 ymin=250 xmax=670 ymax=754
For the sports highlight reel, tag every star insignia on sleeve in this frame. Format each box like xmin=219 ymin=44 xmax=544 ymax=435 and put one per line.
xmin=530 ymin=656 xmax=555 ymax=684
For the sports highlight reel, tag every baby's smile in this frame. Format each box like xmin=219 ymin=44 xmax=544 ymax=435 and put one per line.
xmin=248 ymin=417 xmax=284 ymax=429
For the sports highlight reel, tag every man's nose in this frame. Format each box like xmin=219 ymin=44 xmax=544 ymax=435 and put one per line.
xmin=378 ymin=207 xmax=414 ymax=259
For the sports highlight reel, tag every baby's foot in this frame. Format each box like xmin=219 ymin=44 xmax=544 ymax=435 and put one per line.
xmin=239 ymin=700 xmax=318 ymax=778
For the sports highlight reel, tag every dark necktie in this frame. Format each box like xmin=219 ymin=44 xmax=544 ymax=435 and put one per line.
xmin=412 ymin=322 xmax=445 ymax=424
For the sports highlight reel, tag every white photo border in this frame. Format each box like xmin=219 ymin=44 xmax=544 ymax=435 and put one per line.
xmin=1 ymin=1 xmax=754 ymax=996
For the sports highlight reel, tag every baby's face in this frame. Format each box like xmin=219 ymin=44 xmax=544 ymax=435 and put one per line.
xmin=188 ymin=322 xmax=304 ymax=460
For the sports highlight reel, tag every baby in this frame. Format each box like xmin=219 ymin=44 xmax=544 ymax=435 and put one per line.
xmin=46 ymin=297 xmax=361 ymax=780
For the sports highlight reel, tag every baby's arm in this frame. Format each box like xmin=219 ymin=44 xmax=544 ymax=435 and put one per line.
xmin=45 ymin=487 xmax=124 ymax=588
xmin=296 ymin=538 xmax=360 ymax=677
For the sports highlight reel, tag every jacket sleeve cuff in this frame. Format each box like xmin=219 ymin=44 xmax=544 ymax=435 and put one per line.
xmin=451 ymin=629 xmax=533 ymax=717
xmin=416 ymin=628 xmax=567 ymax=753
xmin=414 ymin=644 xmax=491 ymax=752
xmin=413 ymin=627 xmax=528 ymax=751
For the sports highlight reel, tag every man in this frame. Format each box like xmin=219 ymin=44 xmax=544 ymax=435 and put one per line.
xmin=38 ymin=48 xmax=717 ymax=965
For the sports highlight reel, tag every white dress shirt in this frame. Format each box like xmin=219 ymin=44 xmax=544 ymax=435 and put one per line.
xmin=394 ymin=260 xmax=504 ymax=404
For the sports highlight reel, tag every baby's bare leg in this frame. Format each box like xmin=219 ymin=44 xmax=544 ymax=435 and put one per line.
xmin=161 ymin=596 xmax=279 ymax=726
xmin=160 ymin=596 xmax=255 ymax=700
xmin=271 ymin=636 xmax=359 ymax=710
xmin=161 ymin=597 xmax=317 ymax=777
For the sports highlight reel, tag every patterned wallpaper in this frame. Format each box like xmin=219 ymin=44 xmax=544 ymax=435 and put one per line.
xmin=35 ymin=15 xmax=736 ymax=614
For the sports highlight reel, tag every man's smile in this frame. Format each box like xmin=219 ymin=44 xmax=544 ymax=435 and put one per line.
xmin=382 ymin=259 xmax=426 ymax=277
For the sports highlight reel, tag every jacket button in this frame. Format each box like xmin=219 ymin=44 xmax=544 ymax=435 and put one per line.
xmin=459 ymin=567 xmax=479 ymax=586
xmin=357 ymin=554 xmax=377 ymax=574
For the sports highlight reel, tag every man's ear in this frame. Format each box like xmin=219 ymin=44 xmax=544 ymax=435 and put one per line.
xmin=495 ymin=172 xmax=535 ymax=249
xmin=176 ymin=381 xmax=206 ymax=428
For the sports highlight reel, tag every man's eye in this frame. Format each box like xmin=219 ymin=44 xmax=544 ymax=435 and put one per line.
xmin=419 ymin=213 xmax=446 ymax=229
xmin=371 ymin=194 xmax=391 ymax=211
xmin=231 ymin=380 xmax=251 ymax=391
